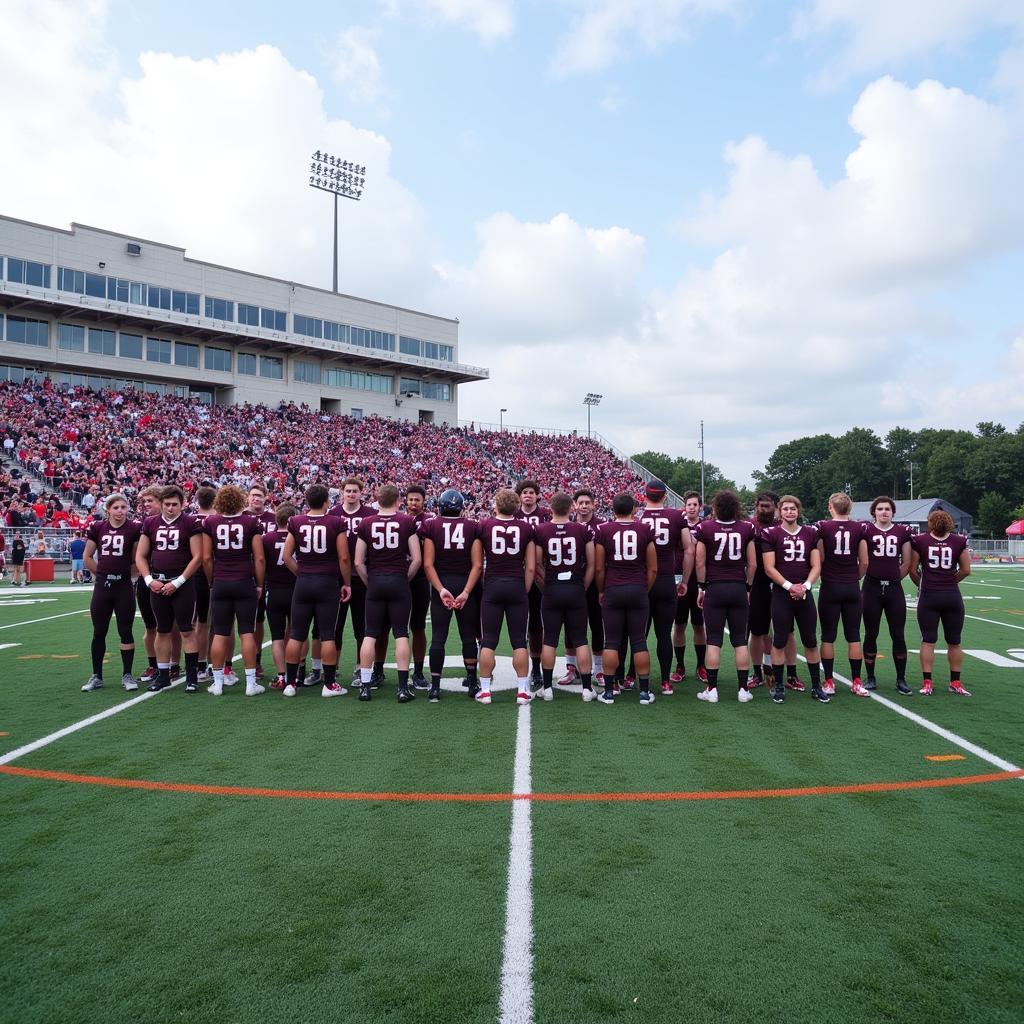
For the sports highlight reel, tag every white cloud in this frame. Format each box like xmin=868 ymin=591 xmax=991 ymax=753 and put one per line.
xmin=794 ymin=0 xmax=1024 ymax=87
xmin=551 ymin=0 xmax=736 ymax=76
xmin=384 ymin=0 xmax=515 ymax=43
xmin=327 ymin=27 xmax=389 ymax=109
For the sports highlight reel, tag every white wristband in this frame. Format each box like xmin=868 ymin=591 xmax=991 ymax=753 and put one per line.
xmin=144 ymin=575 xmax=154 ymax=587
xmin=172 ymin=575 xmax=186 ymax=589
xmin=803 ymin=581 xmax=811 ymax=590
xmin=782 ymin=580 xmax=792 ymax=591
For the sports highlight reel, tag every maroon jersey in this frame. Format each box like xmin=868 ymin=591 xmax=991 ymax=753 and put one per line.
xmin=328 ymin=502 xmax=375 ymax=538
xmin=288 ymin=514 xmax=346 ymax=576
xmin=262 ymin=526 xmax=294 ymax=586
xmin=204 ymin=512 xmax=261 ymax=581
xmin=87 ymin=519 xmax=141 ymax=576
xmin=356 ymin=512 xmax=418 ymax=575
xmin=534 ymin=521 xmax=591 ymax=584
xmin=816 ymin=519 xmax=866 ymax=584
xmin=247 ymin=509 xmax=277 ymax=534
xmin=911 ymin=533 xmax=968 ymax=592
xmin=142 ymin=513 xmax=202 ymax=577
xmin=751 ymin=520 xmax=778 ymax=582
xmin=682 ymin=516 xmax=702 ymax=577
xmin=574 ymin=513 xmax=605 ymax=543
xmin=762 ymin=524 xmax=819 ymax=585
xmin=862 ymin=522 xmax=911 ymax=581
xmin=409 ymin=510 xmax=434 ymax=577
xmin=695 ymin=519 xmax=755 ymax=583
xmin=422 ymin=516 xmax=480 ymax=576
xmin=515 ymin=506 xmax=552 ymax=527
xmin=480 ymin=518 xmax=534 ymax=579
xmin=597 ymin=520 xmax=653 ymax=588
xmin=637 ymin=507 xmax=687 ymax=577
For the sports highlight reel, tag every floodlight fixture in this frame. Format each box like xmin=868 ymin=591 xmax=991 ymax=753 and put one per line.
xmin=309 ymin=149 xmax=368 ymax=292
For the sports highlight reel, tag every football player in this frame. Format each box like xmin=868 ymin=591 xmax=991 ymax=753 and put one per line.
xmin=761 ymin=495 xmax=827 ymax=704
xmin=815 ymin=492 xmax=869 ymax=697
xmin=192 ymin=486 xmax=216 ymax=685
xmin=477 ymin=489 xmax=537 ymax=706
xmin=329 ymin=477 xmax=374 ymax=686
xmin=595 ymin=493 xmax=657 ymax=705
xmin=422 ymin=488 xmax=483 ymax=702
xmin=672 ymin=491 xmax=707 ymax=686
xmin=909 ymin=510 xmax=971 ymax=696
xmin=405 ymin=484 xmax=433 ymax=689
xmin=858 ymin=496 xmax=912 ymax=694
xmin=534 ymin=492 xmax=595 ymax=702
xmin=354 ymin=485 xmax=421 ymax=702
xmin=693 ymin=490 xmax=757 ymax=703
xmin=80 ymin=493 xmax=142 ymax=692
xmin=514 ymin=479 xmax=551 ymax=688
xmin=134 ymin=485 xmax=165 ymax=686
xmin=559 ymin=489 xmax=605 ymax=685
xmin=263 ymin=504 xmax=299 ymax=689
xmin=246 ymin=484 xmax=277 ymax=679
xmin=202 ymin=485 xmax=266 ymax=697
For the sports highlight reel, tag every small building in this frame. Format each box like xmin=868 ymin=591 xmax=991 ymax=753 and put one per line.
xmin=848 ymin=497 xmax=973 ymax=535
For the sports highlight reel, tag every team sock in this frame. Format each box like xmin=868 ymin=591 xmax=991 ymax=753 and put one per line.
xmin=922 ymin=671 xmax=932 ymax=684
xmin=398 ymin=669 xmax=409 ymax=689
xmin=849 ymin=657 xmax=862 ymax=679
xmin=864 ymin=650 xmax=876 ymax=675
xmin=120 ymin=648 xmax=133 ymax=675
xmin=213 ymin=667 xmax=225 ymax=687
xmin=695 ymin=644 xmax=706 ymax=670
xmin=674 ymin=645 xmax=685 ymax=672
xmin=323 ymin=664 xmax=337 ymax=687
xmin=531 ymin=656 xmax=541 ymax=675
xmin=285 ymin=662 xmax=299 ymax=687
xmin=787 ymin=663 xmax=798 ymax=680
xmin=542 ymin=668 xmax=553 ymax=688
xmin=751 ymin=665 xmax=763 ymax=681
xmin=737 ymin=669 xmax=748 ymax=690
xmin=807 ymin=662 xmax=821 ymax=688
xmin=245 ymin=667 xmax=257 ymax=688
xmin=639 ymin=675 xmax=650 ymax=694
xmin=431 ymin=672 xmax=442 ymax=688
xmin=581 ymin=672 xmax=593 ymax=691
xmin=297 ymin=661 xmax=307 ymax=684
xmin=894 ymin=654 xmax=908 ymax=681
xmin=517 ymin=675 xmax=530 ymax=693
xmin=361 ymin=667 xmax=373 ymax=684
xmin=91 ymin=637 xmax=105 ymax=676
xmin=479 ymin=675 xmax=492 ymax=692
xmin=705 ymin=667 xmax=719 ymax=689
xmin=148 ymin=656 xmax=158 ymax=670
xmin=312 ymin=658 xmax=322 ymax=671
xmin=414 ymin=661 xmax=424 ymax=676
xmin=157 ymin=662 xmax=171 ymax=686
xmin=198 ymin=660 xmax=207 ymax=673
xmin=951 ymin=670 xmax=961 ymax=683
xmin=822 ymin=657 xmax=834 ymax=679
xmin=772 ymin=664 xmax=785 ymax=688
xmin=184 ymin=651 xmax=199 ymax=684
xmin=373 ymin=660 xmax=384 ymax=677
xmin=465 ymin=665 xmax=478 ymax=684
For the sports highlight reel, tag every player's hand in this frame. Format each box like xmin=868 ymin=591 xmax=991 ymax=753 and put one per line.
xmin=255 ymin=586 xmax=264 ymax=598
xmin=696 ymin=589 xmax=705 ymax=609
xmin=455 ymin=591 xmax=469 ymax=609
xmin=790 ymin=584 xmax=805 ymax=600
xmin=149 ymin=579 xmax=164 ymax=593
xmin=160 ymin=581 xmax=177 ymax=595
xmin=340 ymin=585 xmax=352 ymax=603
xmin=440 ymin=588 xmax=456 ymax=609
xmin=676 ymin=582 xmax=687 ymax=597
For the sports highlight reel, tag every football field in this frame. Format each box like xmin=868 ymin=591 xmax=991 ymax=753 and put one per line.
xmin=2 ymin=569 xmax=1022 ymax=1024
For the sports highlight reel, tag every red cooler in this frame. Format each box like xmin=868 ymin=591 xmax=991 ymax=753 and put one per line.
xmin=25 ymin=558 xmax=54 ymax=583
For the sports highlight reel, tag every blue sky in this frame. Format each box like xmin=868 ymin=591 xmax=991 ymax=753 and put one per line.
xmin=4 ymin=1 xmax=1024 ymax=484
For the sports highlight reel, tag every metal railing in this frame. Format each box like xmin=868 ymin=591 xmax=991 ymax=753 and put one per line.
xmin=0 ymin=526 xmax=85 ymax=563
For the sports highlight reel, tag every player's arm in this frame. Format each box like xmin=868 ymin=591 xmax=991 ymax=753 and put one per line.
xmin=354 ymin=536 xmax=368 ymax=587
xmin=252 ymin=534 xmax=265 ymax=591
xmin=645 ymin=542 xmax=657 ymax=591
xmin=899 ymin=540 xmax=912 ymax=580
xmin=763 ymin=548 xmax=787 ymax=589
xmin=745 ymin=537 xmax=757 ymax=588
xmin=816 ymin=537 xmax=825 ymax=571
xmin=908 ymin=547 xmax=921 ymax=587
xmin=423 ymin=537 xmax=443 ymax=593
xmin=282 ymin=532 xmax=298 ymax=576
xmin=804 ymin=547 xmax=822 ymax=589
xmin=135 ymin=533 xmax=161 ymax=592
xmin=523 ymin=540 xmax=536 ymax=592
xmin=406 ymin=533 xmax=422 ymax=581
xmin=583 ymin=539 xmax=595 ymax=590
xmin=83 ymin=537 xmax=98 ymax=575
xmin=695 ymin=539 xmax=707 ymax=609
xmin=955 ymin=547 xmax=971 ymax=584
xmin=337 ymin=532 xmax=352 ymax=593
xmin=594 ymin=541 xmax=605 ymax=596
xmin=533 ymin=542 xmax=546 ymax=587
xmin=679 ymin=528 xmax=694 ymax=591
xmin=462 ymin=539 xmax=484 ymax=599
xmin=202 ymin=533 xmax=214 ymax=584
xmin=857 ymin=537 xmax=869 ymax=579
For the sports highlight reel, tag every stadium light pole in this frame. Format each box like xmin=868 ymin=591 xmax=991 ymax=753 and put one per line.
xmin=909 ymin=462 xmax=914 ymax=500
xmin=698 ymin=419 xmax=705 ymax=505
xmin=308 ymin=150 xmax=366 ymax=293
xmin=584 ymin=393 xmax=602 ymax=438
xmin=500 ymin=408 xmax=507 ymax=432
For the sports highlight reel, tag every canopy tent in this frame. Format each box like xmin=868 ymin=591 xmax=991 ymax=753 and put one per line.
xmin=1006 ymin=520 xmax=1024 ymax=536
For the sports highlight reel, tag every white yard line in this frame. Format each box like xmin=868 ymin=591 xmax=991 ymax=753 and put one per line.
xmin=963 ymin=613 xmax=1024 ymax=632
xmin=0 ymin=608 xmax=89 ymax=631
xmin=0 ymin=682 xmax=183 ymax=766
xmin=962 ymin=579 xmax=1024 ymax=593
xmin=499 ymin=702 xmax=534 ymax=1024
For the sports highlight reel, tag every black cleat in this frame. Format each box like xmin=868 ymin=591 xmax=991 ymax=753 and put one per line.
xmin=305 ymin=668 xmax=323 ymax=687
xmin=467 ymin=682 xmax=480 ymax=701
xmin=397 ymin=686 xmax=415 ymax=703
xmin=810 ymin=686 xmax=831 ymax=703
xmin=864 ymin=676 xmax=878 ymax=691
xmin=370 ymin=672 xmax=384 ymax=690
xmin=147 ymin=678 xmax=172 ymax=692
xmin=411 ymin=672 xmax=429 ymax=691
xmin=358 ymin=683 xmax=372 ymax=701
xmin=428 ymin=685 xmax=441 ymax=703
xmin=771 ymin=685 xmax=785 ymax=704
xmin=896 ymin=679 xmax=913 ymax=695
xmin=184 ymin=679 xmax=198 ymax=693
xmin=530 ymin=669 xmax=542 ymax=689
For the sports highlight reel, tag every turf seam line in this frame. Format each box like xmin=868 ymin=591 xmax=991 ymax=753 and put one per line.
xmin=499 ymin=701 xmax=534 ymax=1024
xmin=0 ymin=682 xmax=183 ymax=766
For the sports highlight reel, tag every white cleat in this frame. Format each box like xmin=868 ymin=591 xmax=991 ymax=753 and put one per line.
xmin=737 ymin=688 xmax=753 ymax=703
xmin=223 ymin=670 xmax=238 ymax=687
xmin=697 ymin=687 xmax=719 ymax=703
xmin=246 ymin=683 xmax=266 ymax=697
xmin=475 ymin=690 xmax=492 ymax=705
xmin=283 ymin=684 xmax=297 ymax=697
xmin=81 ymin=674 xmax=103 ymax=692
xmin=207 ymin=682 xmax=223 ymax=696
xmin=121 ymin=674 xmax=139 ymax=692
xmin=516 ymin=690 xmax=533 ymax=706
xmin=321 ymin=682 xmax=347 ymax=697
xmin=541 ymin=686 xmax=554 ymax=702
xmin=581 ymin=687 xmax=596 ymax=702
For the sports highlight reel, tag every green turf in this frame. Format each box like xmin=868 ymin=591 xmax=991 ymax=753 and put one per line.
xmin=1 ymin=570 xmax=1022 ymax=1023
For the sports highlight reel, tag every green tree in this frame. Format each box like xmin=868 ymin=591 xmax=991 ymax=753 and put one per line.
xmin=977 ymin=491 xmax=1013 ymax=536
xmin=631 ymin=451 xmax=675 ymax=486
xmin=823 ymin=428 xmax=889 ymax=508
xmin=753 ymin=434 xmax=836 ymax=518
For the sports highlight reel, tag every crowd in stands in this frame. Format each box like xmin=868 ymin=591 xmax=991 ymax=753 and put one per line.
xmin=0 ymin=378 xmax=645 ymax=526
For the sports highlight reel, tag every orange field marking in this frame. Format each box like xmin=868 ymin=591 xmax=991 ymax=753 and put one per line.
xmin=0 ymin=732 xmax=9 ymax=737
xmin=926 ymin=754 xmax=967 ymax=762
xmin=1 ymin=765 xmax=1021 ymax=802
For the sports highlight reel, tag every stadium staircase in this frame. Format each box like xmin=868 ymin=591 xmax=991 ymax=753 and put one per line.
xmin=1 ymin=451 xmax=60 ymax=504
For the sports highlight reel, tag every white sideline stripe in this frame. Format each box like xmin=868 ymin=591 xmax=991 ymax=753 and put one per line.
xmin=499 ymin=702 xmax=534 ymax=1024
xmin=0 ymin=681 xmax=183 ymax=766
xmin=963 ymin=613 xmax=1024 ymax=632
xmin=804 ymin=661 xmax=1022 ymax=775
xmin=0 ymin=608 xmax=89 ymax=631
xmin=964 ymin=581 xmax=1024 ymax=593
